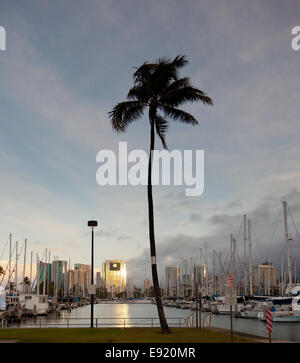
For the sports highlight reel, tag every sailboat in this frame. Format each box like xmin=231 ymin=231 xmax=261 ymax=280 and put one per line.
xmin=18 ymin=293 xmax=48 ymax=316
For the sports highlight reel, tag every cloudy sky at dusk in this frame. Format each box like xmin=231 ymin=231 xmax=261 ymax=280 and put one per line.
xmin=0 ymin=0 xmax=300 ymax=284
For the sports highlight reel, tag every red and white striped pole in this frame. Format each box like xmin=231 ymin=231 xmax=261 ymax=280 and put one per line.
xmin=265 ymin=307 xmax=273 ymax=343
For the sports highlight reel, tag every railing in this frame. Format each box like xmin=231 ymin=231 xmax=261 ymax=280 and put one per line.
xmin=186 ymin=312 xmax=212 ymax=327
xmin=3 ymin=317 xmax=187 ymax=329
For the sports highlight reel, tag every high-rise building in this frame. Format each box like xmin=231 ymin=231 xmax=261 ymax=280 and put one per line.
xmin=64 ymin=269 xmax=75 ymax=296
xmin=74 ymin=264 xmax=91 ymax=295
xmin=74 ymin=269 xmax=86 ymax=296
xmin=144 ymin=279 xmax=151 ymax=297
xmin=196 ymin=264 xmax=208 ymax=294
xmin=197 ymin=265 xmax=207 ymax=282
xmin=102 ymin=260 xmax=126 ymax=296
xmin=165 ymin=265 xmax=180 ymax=297
xmin=144 ymin=279 xmax=151 ymax=290
xmin=37 ymin=262 xmax=52 ymax=286
xmin=52 ymin=260 xmax=67 ymax=296
xmin=254 ymin=262 xmax=277 ymax=294
xmin=96 ymin=271 xmax=102 ymax=288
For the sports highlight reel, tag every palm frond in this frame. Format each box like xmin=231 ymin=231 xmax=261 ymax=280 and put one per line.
xmin=132 ymin=62 xmax=156 ymax=86
xmin=109 ymin=100 xmax=145 ymax=132
xmin=155 ymin=55 xmax=188 ymax=71
xmin=155 ymin=114 xmax=169 ymax=149
xmin=160 ymin=105 xmax=198 ymax=125
xmin=127 ymin=85 xmax=150 ymax=103
xmin=159 ymin=77 xmax=191 ymax=96
xmin=159 ymin=86 xmax=213 ymax=107
xmin=170 ymin=55 xmax=189 ymax=69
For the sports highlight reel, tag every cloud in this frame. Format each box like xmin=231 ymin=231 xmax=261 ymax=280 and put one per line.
xmin=95 ymin=230 xmax=116 ymax=238
xmin=126 ymin=187 xmax=300 ymax=285
xmin=227 ymin=201 xmax=243 ymax=209
xmin=0 ymin=22 xmax=114 ymax=158
xmin=189 ymin=213 xmax=203 ymax=223
xmin=208 ymin=214 xmax=240 ymax=227
xmin=117 ymin=234 xmax=131 ymax=241
xmin=64 ymin=242 xmax=83 ymax=249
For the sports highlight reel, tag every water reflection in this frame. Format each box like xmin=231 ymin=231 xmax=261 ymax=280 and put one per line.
xmin=18 ymin=303 xmax=188 ymax=329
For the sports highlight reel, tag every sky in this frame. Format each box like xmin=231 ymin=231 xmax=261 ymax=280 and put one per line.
xmin=0 ymin=0 xmax=300 ymax=286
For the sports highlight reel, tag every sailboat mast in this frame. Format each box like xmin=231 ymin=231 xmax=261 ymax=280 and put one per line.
xmin=217 ymin=252 xmax=223 ymax=295
xmin=280 ymin=252 xmax=284 ymax=296
xmin=294 ymin=257 xmax=297 ymax=284
xmin=248 ymin=220 xmax=253 ymax=296
xmin=213 ymin=249 xmax=216 ymax=295
xmin=233 ymin=238 xmax=236 ymax=290
xmin=230 ymin=234 xmax=233 ymax=274
xmin=30 ymin=251 xmax=33 ymax=292
xmin=43 ymin=249 xmax=47 ymax=295
xmin=230 ymin=234 xmax=236 ymax=286
xmin=205 ymin=242 xmax=208 ymax=295
xmin=8 ymin=233 xmax=12 ymax=289
xmin=23 ymin=239 xmax=27 ymax=293
xmin=243 ymin=215 xmax=247 ymax=295
xmin=283 ymin=201 xmax=293 ymax=293
xmin=55 ymin=256 xmax=58 ymax=297
xmin=268 ymin=256 xmax=271 ymax=296
xmin=199 ymin=248 xmax=203 ymax=295
xmin=36 ymin=253 xmax=39 ymax=295
xmin=15 ymin=241 xmax=18 ymax=293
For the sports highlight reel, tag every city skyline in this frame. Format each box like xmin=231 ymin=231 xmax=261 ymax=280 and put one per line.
xmin=1 ymin=235 xmax=297 ymax=294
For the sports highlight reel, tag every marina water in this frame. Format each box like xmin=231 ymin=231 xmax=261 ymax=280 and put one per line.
xmin=9 ymin=303 xmax=300 ymax=342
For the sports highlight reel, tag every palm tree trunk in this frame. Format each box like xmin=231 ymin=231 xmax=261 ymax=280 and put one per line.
xmin=147 ymin=109 xmax=170 ymax=334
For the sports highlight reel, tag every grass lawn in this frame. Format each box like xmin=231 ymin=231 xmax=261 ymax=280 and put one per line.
xmin=0 ymin=327 xmax=259 ymax=343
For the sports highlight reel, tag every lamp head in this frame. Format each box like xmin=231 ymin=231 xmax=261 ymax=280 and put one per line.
xmin=88 ymin=220 xmax=98 ymax=227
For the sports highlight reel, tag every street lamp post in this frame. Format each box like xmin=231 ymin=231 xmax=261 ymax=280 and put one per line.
xmin=88 ymin=220 xmax=98 ymax=328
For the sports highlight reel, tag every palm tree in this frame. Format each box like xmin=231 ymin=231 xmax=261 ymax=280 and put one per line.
xmin=109 ymin=55 xmax=213 ymax=333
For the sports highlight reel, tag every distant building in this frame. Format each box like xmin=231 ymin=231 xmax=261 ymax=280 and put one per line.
xmin=144 ymin=279 xmax=151 ymax=297
xmin=197 ymin=264 xmax=208 ymax=294
xmin=197 ymin=264 xmax=207 ymax=282
xmin=96 ymin=272 xmax=103 ymax=288
xmin=52 ymin=260 xmax=67 ymax=296
xmin=64 ymin=269 xmax=75 ymax=296
xmin=37 ymin=262 xmax=52 ymax=291
xmin=74 ymin=264 xmax=91 ymax=295
xmin=102 ymin=260 xmax=126 ymax=296
xmin=74 ymin=269 xmax=86 ymax=296
xmin=254 ymin=262 xmax=277 ymax=294
xmin=165 ymin=265 xmax=180 ymax=297
xmin=144 ymin=279 xmax=151 ymax=290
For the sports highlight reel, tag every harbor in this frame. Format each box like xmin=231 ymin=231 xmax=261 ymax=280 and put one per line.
xmin=1 ymin=199 xmax=300 ymax=343
xmin=1 ymin=300 xmax=299 ymax=342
